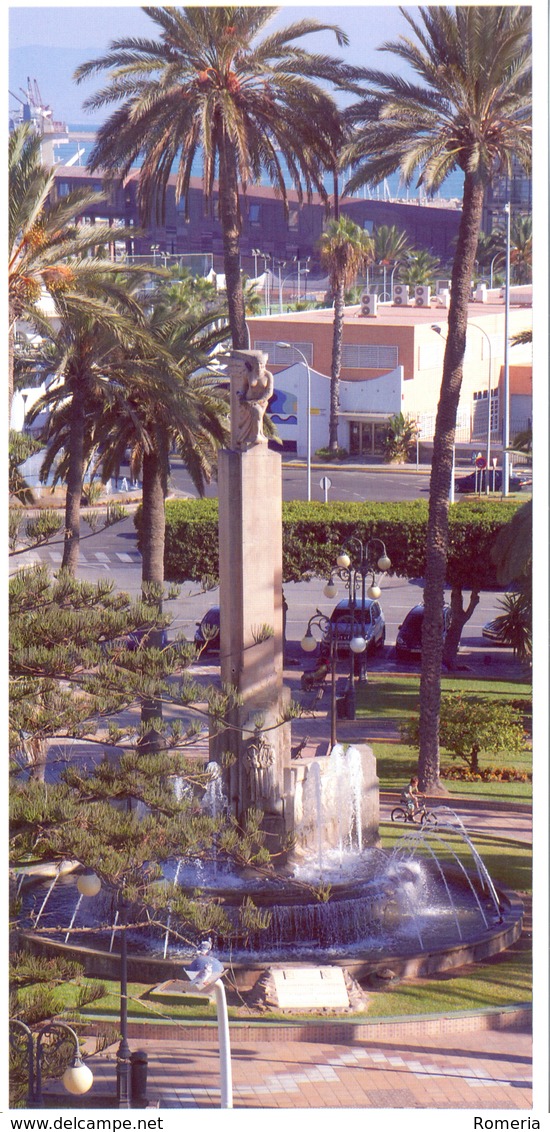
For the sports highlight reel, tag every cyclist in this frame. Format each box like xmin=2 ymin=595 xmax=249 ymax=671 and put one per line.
xmin=400 ymin=775 xmax=424 ymax=817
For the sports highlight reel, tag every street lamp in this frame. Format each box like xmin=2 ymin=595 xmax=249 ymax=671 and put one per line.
xmin=301 ymin=608 xmax=339 ymax=749
xmin=275 ymin=341 xmax=312 ymax=502
xmin=275 ymin=260 xmax=286 ymax=314
xmin=184 ymin=940 xmax=233 ymax=1109
xmin=431 ymin=325 xmax=455 ymax=503
xmin=76 ymin=871 xmax=131 ymax=1107
xmin=9 ymin=1019 xmax=93 ymax=1106
xmin=467 ymin=322 xmax=493 ymax=493
xmin=502 ymin=201 xmax=511 ymax=497
xmin=326 ymin=536 xmax=391 ymax=719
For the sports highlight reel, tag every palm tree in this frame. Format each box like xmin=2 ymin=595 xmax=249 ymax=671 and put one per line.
xmin=97 ymin=286 xmax=230 ymax=596
xmin=400 ymin=249 xmax=441 ymax=289
xmin=74 ymin=6 xmax=351 ymax=350
xmin=510 ymin=213 xmax=532 ymax=283
xmin=8 ymin=123 xmax=132 ymax=411
xmin=343 ymin=6 xmax=531 ymax=791
xmin=319 ymin=216 xmax=374 ymax=451
xmin=372 ymin=224 xmax=412 ymax=296
xmin=28 ymin=282 xmax=159 ymax=574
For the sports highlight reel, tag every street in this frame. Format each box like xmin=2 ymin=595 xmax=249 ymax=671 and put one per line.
xmin=12 ymin=505 xmax=517 ymax=673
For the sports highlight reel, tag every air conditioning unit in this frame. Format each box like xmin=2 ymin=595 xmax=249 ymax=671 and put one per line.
xmin=436 ymin=279 xmax=452 ymax=294
xmin=392 ymin=284 xmax=410 ymax=306
xmin=414 ymin=285 xmax=431 ymax=307
xmin=360 ymin=291 xmax=378 ymax=317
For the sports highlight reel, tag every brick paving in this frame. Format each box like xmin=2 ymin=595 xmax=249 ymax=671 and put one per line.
xmin=71 ymin=1026 xmax=532 ymax=1109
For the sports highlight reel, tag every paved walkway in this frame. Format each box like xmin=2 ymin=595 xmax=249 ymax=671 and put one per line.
xmin=67 ymin=1024 xmax=531 ymax=1109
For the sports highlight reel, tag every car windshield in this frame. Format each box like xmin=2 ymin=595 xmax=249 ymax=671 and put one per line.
xmin=332 ymin=606 xmax=372 ymax=625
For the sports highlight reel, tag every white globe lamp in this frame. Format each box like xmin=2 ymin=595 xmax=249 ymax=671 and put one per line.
xmin=336 ymin=552 xmax=350 ymax=569
xmin=63 ymin=1057 xmax=94 ymax=1096
xmin=77 ymin=872 xmax=102 ymax=898
xmin=349 ymin=636 xmax=367 ymax=654
xmin=323 ymin=580 xmax=337 ymax=599
xmin=377 ymin=554 xmax=391 ymax=572
xmin=301 ymin=632 xmax=317 ymax=653
xmin=367 ymin=584 xmax=381 ymax=600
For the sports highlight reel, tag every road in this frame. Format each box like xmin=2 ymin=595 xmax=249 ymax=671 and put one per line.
xmin=13 ymin=505 xmax=517 ymax=672
xmin=170 ymin=454 xmax=432 ymax=503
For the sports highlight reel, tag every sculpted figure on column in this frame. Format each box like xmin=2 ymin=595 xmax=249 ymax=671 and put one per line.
xmin=226 ymin=349 xmax=274 ymax=449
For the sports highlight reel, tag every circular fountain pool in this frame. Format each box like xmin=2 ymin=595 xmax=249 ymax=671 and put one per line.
xmin=17 ymin=817 xmax=524 ymax=987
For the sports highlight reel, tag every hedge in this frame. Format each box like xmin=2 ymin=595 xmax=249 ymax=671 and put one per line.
xmin=134 ymin=498 xmax=522 ymax=588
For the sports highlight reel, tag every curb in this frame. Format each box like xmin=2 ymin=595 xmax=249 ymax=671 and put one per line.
xmin=81 ymin=1004 xmax=532 ymax=1044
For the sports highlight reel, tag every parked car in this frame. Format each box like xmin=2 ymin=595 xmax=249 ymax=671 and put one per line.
xmin=482 ymin=617 xmax=509 ymax=645
xmin=102 ymin=626 xmax=169 ymax=654
xmin=195 ymin=607 xmax=220 ymax=653
xmin=454 ymin=469 xmax=522 ymax=493
xmin=319 ymin=598 xmax=385 ymax=661
xmin=395 ymin=603 xmax=452 ymax=659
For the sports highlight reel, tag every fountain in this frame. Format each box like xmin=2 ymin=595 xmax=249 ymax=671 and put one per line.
xmin=16 ymin=352 xmax=524 ymax=991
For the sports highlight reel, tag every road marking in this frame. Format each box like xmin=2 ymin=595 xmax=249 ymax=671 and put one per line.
xmin=116 ymin=552 xmax=140 ymax=562
xmin=93 ymin=552 xmax=110 ymax=561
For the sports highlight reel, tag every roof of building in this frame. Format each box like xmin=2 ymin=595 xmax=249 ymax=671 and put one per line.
xmin=249 ymin=296 xmax=532 ymax=329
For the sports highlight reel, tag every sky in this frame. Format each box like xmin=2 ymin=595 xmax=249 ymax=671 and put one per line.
xmin=8 ymin=3 xmax=415 ymax=124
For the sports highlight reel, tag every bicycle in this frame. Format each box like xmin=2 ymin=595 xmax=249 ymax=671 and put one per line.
xmin=391 ymin=801 xmax=437 ymax=826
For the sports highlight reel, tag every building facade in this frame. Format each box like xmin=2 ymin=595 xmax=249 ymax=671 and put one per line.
xmin=248 ymin=292 xmax=532 ymax=457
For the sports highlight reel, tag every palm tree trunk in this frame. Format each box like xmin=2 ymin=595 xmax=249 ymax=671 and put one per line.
xmin=218 ymin=134 xmax=248 ymax=350
xmin=140 ymin=447 xmax=166 ymax=733
xmin=9 ymin=297 xmax=16 ymax=413
xmin=418 ymin=175 xmax=485 ymax=792
xmin=329 ymin=281 xmax=345 ymax=450
xmin=141 ymin=449 xmax=166 ymax=593
xmin=61 ymin=386 xmax=86 ymax=574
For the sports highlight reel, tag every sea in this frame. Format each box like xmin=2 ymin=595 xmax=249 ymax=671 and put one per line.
xmin=57 ymin=123 xmax=465 ymax=204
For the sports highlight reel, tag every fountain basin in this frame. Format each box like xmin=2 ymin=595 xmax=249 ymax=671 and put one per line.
xmin=19 ymin=884 xmax=522 ymax=992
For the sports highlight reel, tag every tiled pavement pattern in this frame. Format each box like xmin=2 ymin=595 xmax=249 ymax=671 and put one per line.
xmin=78 ymin=1030 xmax=532 ymax=1109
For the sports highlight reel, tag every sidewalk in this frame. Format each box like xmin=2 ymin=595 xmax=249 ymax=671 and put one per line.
xmin=53 ymin=1022 xmax=531 ymax=1109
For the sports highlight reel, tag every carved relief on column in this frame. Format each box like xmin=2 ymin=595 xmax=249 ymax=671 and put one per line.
xmin=244 ymin=730 xmax=276 ymax=805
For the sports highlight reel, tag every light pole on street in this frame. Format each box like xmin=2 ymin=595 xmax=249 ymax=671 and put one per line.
xmin=325 ymin=536 xmax=391 ymax=719
xmin=275 ymin=341 xmax=312 ymax=501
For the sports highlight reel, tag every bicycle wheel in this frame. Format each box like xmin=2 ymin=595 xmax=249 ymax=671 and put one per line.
xmin=420 ymin=810 xmax=437 ymax=825
xmin=391 ymin=807 xmax=408 ymax=823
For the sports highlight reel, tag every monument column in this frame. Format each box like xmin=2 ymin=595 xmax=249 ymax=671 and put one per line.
xmin=213 ymin=350 xmax=290 ymax=846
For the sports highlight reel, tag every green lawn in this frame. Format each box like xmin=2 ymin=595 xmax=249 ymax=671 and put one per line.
xmin=356 ymin=674 xmax=532 ymax=802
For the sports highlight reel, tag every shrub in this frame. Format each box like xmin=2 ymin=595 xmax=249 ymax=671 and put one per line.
xmin=403 ymin=693 xmax=528 ymax=774
xmin=314 ymin=446 xmax=349 ymax=462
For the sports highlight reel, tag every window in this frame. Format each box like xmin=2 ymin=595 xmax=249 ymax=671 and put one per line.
xmin=57 ymin=181 xmax=70 ymax=197
xmin=341 ymin=343 xmax=398 ymax=369
xmin=288 ymin=209 xmax=299 ymax=230
xmin=253 ymin=341 xmax=313 ymax=366
xmin=248 ymin=203 xmax=261 ymax=225
xmin=362 ymin=219 xmax=374 ymax=234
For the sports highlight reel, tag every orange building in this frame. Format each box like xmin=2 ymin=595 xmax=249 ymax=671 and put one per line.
xmin=248 ymin=289 xmax=532 ymax=457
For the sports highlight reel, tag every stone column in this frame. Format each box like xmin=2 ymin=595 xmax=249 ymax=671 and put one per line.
xmin=211 ymin=351 xmax=291 ymax=848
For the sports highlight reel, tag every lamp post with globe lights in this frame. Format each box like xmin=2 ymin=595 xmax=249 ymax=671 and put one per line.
xmin=76 ymin=870 xmax=132 ymax=1108
xmin=325 ymin=537 xmax=391 ymax=718
xmin=9 ymin=1018 xmax=93 ymax=1107
xmin=301 ymin=608 xmax=339 ymax=749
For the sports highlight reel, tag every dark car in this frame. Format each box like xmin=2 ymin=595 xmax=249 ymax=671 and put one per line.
xmin=396 ymin=603 xmax=452 ymax=659
xmin=482 ymin=617 xmax=509 ymax=645
xmin=454 ymin=469 xmax=522 ymax=494
xmin=195 ymin=607 xmax=220 ymax=653
xmin=319 ymin=598 xmax=385 ymax=661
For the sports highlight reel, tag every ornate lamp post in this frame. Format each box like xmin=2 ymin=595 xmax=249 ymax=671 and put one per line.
xmin=326 ymin=537 xmax=391 ymax=719
xmin=76 ymin=870 xmax=131 ymax=1107
xmin=9 ymin=1019 xmax=93 ymax=1106
xmin=301 ymin=607 xmax=339 ymax=749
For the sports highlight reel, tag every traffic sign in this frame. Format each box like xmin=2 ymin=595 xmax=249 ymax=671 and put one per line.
xmin=475 ymin=455 xmax=487 ymax=469
xmin=320 ymin=475 xmax=332 ymax=502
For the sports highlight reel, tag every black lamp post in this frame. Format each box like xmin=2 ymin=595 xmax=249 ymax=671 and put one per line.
xmin=326 ymin=536 xmax=391 ymax=719
xmin=9 ymin=1018 xmax=93 ymax=1106
xmin=301 ymin=608 xmax=338 ymax=749
xmin=75 ymin=871 xmax=131 ymax=1107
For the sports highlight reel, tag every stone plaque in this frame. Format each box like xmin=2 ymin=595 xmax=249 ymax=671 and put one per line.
xmin=270 ymin=966 xmax=349 ymax=1010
